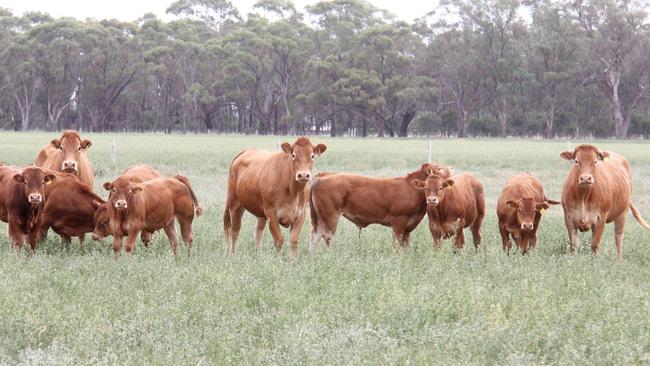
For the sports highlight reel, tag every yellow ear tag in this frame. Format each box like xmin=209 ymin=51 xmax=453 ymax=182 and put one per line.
xmin=540 ymin=209 xmax=546 ymax=214
xmin=603 ymin=157 xmax=609 ymax=163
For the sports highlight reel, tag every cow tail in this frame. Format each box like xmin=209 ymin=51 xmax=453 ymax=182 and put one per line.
xmin=309 ymin=179 xmax=321 ymax=236
xmin=630 ymin=203 xmax=650 ymax=231
xmin=544 ymin=196 xmax=561 ymax=205
xmin=223 ymin=206 xmax=231 ymax=244
xmin=174 ymin=175 xmax=203 ymax=217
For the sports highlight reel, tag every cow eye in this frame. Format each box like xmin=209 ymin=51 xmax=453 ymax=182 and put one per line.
xmin=518 ymin=209 xmax=522 ymax=213
xmin=593 ymin=160 xmax=598 ymax=165
xmin=78 ymin=146 xmax=82 ymax=151
xmin=58 ymin=146 xmax=64 ymax=151
xmin=291 ymin=153 xmax=296 ymax=160
xmin=574 ymin=160 xmax=578 ymax=165
xmin=111 ymin=188 xmax=116 ymax=193
xmin=311 ymin=153 xmax=316 ymax=159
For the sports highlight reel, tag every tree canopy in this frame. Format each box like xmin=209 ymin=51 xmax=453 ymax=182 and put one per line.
xmin=0 ymin=0 xmax=648 ymax=138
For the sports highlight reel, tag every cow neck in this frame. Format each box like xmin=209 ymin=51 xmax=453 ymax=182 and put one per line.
xmin=284 ymin=154 xmax=308 ymax=195
xmin=26 ymin=203 xmax=42 ymax=233
xmin=574 ymin=184 xmax=593 ymax=202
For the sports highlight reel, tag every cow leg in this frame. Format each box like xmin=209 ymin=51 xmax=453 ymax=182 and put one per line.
xmin=471 ymin=218 xmax=483 ymax=250
xmin=499 ymin=223 xmax=511 ymax=254
xmin=613 ymin=213 xmax=626 ymax=260
xmin=564 ymin=215 xmax=579 ymax=254
xmin=427 ymin=220 xmax=442 ymax=250
xmin=590 ymin=219 xmax=606 ymax=256
xmin=402 ymin=231 xmax=411 ymax=250
xmin=519 ymin=232 xmax=529 ymax=255
xmin=8 ymin=223 xmax=25 ymax=255
xmin=60 ymin=234 xmax=72 ymax=250
xmin=163 ymin=223 xmax=180 ymax=256
xmin=288 ymin=210 xmax=307 ymax=256
xmin=141 ymin=231 xmax=153 ymax=253
xmin=453 ymin=219 xmax=466 ymax=253
xmin=78 ymin=234 xmax=86 ymax=253
xmin=530 ymin=214 xmax=541 ymax=252
xmin=124 ymin=231 xmax=140 ymax=257
xmin=179 ymin=219 xmax=193 ymax=257
xmin=264 ymin=209 xmax=285 ymax=254
xmin=113 ymin=235 xmax=124 ymax=259
xmin=228 ymin=206 xmax=245 ymax=254
xmin=254 ymin=217 xmax=266 ymax=250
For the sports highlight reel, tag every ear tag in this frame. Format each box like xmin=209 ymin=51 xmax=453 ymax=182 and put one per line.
xmin=603 ymin=157 xmax=609 ymax=163
xmin=540 ymin=209 xmax=545 ymax=214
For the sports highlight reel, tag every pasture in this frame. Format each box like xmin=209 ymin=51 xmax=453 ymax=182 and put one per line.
xmin=1 ymin=132 xmax=649 ymax=365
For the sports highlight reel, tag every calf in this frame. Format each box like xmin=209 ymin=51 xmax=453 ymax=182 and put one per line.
xmin=496 ymin=174 xmax=560 ymax=254
xmin=0 ymin=165 xmax=56 ymax=254
xmin=100 ymin=176 xmax=202 ymax=258
xmin=36 ymin=172 xmax=105 ymax=250
xmin=412 ymin=172 xmax=485 ymax=252
xmin=309 ymin=164 xmax=450 ymax=252
xmin=92 ymin=165 xmax=161 ymax=246
xmin=560 ymin=144 xmax=650 ymax=259
xmin=35 ymin=130 xmax=94 ymax=187
xmin=224 ymin=137 xmax=327 ymax=255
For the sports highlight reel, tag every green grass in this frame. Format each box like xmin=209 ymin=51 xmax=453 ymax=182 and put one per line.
xmin=1 ymin=133 xmax=649 ymax=365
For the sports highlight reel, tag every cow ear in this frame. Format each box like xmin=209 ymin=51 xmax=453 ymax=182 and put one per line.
xmin=103 ymin=182 xmax=113 ymax=191
xmin=281 ymin=142 xmax=292 ymax=153
xmin=426 ymin=167 xmax=434 ymax=176
xmin=443 ymin=179 xmax=454 ymax=189
xmin=50 ymin=139 xmax=61 ymax=148
xmin=536 ymin=202 xmax=550 ymax=211
xmin=411 ymin=179 xmax=426 ymax=190
xmin=132 ymin=186 xmax=142 ymax=194
xmin=91 ymin=200 xmax=102 ymax=209
xmin=506 ymin=200 xmax=518 ymax=208
xmin=598 ymin=150 xmax=610 ymax=161
xmin=314 ymin=144 xmax=327 ymax=156
xmin=44 ymin=174 xmax=56 ymax=184
xmin=81 ymin=139 xmax=92 ymax=150
xmin=13 ymin=174 xmax=25 ymax=184
xmin=560 ymin=150 xmax=574 ymax=160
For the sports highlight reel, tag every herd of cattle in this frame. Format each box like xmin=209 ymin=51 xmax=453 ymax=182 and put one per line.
xmin=0 ymin=132 xmax=648 ymax=259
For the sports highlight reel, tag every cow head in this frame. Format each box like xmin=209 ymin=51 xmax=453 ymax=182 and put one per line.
xmin=50 ymin=130 xmax=92 ymax=174
xmin=103 ymin=177 xmax=142 ymax=211
xmin=13 ymin=166 xmax=56 ymax=207
xmin=505 ymin=197 xmax=549 ymax=231
xmin=412 ymin=173 xmax=454 ymax=207
xmin=560 ymin=144 xmax=609 ymax=186
xmin=92 ymin=203 xmax=110 ymax=240
xmin=281 ymin=137 xmax=327 ymax=183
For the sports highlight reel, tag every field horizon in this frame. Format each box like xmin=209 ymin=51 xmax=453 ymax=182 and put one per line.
xmin=1 ymin=133 xmax=649 ymax=365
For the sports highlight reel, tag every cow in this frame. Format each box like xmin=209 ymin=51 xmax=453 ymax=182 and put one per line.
xmin=560 ymin=144 xmax=650 ymax=259
xmin=35 ymin=130 xmax=94 ymax=187
xmin=309 ymin=164 xmax=451 ymax=253
xmin=412 ymin=171 xmax=485 ymax=252
xmin=35 ymin=172 xmax=105 ymax=250
xmin=0 ymin=165 xmax=56 ymax=254
xmin=99 ymin=175 xmax=202 ymax=258
xmin=223 ymin=137 xmax=327 ymax=255
xmin=92 ymin=165 xmax=161 ymax=246
xmin=496 ymin=173 xmax=560 ymax=254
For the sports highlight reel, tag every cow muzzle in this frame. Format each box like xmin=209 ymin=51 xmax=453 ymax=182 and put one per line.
xmin=521 ymin=223 xmax=534 ymax=231
xmin=295 ymin=171 xmax=311 ymax=182
xmin=578 ymin=175 xmax=594 ymax=185
xmin=62 ymin=160 xmax=77 ymax=173
xmin=28 ymin=193 xmax=42 ymax=205
xmin=115 ymin=200 xmax=127 ymax=209
xmin=427 ymin=196 xmax=439 ymax=206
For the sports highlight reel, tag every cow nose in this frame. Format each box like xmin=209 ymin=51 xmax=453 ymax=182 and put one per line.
xmin=63 ymin=160 xmax=77 ymax=172
xmin=115 ymin=200 xmax=127 ymax=209
xmin=579 ymin=175 xmax=593 ymax=184
xmin=296 ymin=172 xmax=311 ymax=181
xmin=521 ymin=223 xmax=534 ymax=231
xmin=29 ymin=194 xmax=42 ymax=203
xmin=427 ymin=196 xmax=439 ymax=205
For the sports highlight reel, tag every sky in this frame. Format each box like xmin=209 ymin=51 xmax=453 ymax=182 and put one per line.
xmin=0 ymin=0 xmax=437 ymax=23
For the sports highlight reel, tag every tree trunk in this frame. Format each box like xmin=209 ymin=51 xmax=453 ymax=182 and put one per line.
xmin=330 ymin=113 xmax=336 ymax=137
xmin=376 ymin=117 xmax=384 ymax=137
xmin=457 ymin=109 xmax=468 ymax=138
xmin=497 ymin=100 xmax=508 ymax=137
xmin=398 ymin=110 xmax=416 ymax=137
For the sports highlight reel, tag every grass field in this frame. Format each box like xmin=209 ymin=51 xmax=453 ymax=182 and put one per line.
xmin=1 ymin=132 xmax=649 ymax=365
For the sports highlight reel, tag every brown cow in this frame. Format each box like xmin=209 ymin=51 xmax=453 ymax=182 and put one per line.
xmin=92 ymin=165 xmax=161 ymax=245
xmin=496 ymin=174 xmax=560 ymax=254
xmin=35 ymin=130 xmax=94 ymax=187
xmin=309 ymin=164 xmax=451 ymax=252
xmin=36 ymin=172 xmax=105 ymax=250
xmin=224 ymin=137 xmax=327 ymax=255
xmin=0 ymin=165 xmax=56 ymax=254
xmin=412 ymin=172 xmax=485 ymax=252
xmin=99 ymin=175 xmax=202 ymax=258
xmin=560 ymin=144 xmax=650 ymax=259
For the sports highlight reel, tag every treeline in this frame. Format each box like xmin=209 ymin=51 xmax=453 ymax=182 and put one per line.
xmin=0 ymin=0 xmax=649 ymax=138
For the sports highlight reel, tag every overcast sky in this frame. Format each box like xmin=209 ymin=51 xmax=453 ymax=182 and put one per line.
xmin=0 ymin=0 xmax=436 ymax=23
